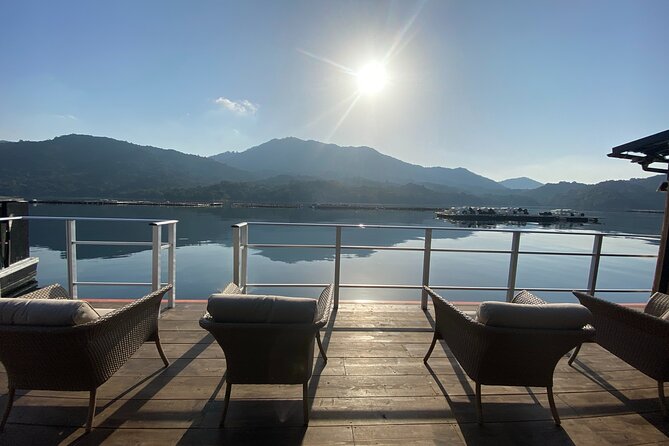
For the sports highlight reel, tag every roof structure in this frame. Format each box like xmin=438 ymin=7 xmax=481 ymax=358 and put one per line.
xmin=609 ymin=129 xmax=669 ymax=173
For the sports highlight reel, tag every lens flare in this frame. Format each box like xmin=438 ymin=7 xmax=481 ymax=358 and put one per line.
xmin=356 ymin=62 xmax=388 ymax=95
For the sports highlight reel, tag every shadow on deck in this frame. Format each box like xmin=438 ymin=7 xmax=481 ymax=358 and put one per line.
xmin=0 ymin=302 xmax=668 ymax=445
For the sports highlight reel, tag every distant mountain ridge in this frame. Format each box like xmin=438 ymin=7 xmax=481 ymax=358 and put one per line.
xmin=211 ymin=137 xmax=506 ymax=193
xmin=0 ymin=134 xmax=662 ymax=211
xmin=0 ymin=134 xmax=248 ymax=198
xmin=499 ymin=177 xmax=543 ymax=190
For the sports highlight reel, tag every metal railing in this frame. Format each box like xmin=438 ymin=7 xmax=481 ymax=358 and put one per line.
xmin=0 ymin=216 xmax=178 ymax=307
xmin=232 ymin=222 xmax=659 ymax=310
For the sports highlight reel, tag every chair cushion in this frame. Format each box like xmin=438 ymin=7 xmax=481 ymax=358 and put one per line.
xmin=644 ymin=292 xmax=669 ymax=317
xmin=476 ymin=301 xmax=592 ymax=330
xmin=207 ymin=293 xmax=318 ymax=323
xmin=0 ymin=298 xmax=100 ymax=326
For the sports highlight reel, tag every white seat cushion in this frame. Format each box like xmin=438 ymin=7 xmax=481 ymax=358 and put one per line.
xmin=207 ymin=293 xmax=317 ymax=323
xmin=0 ymin=298 xmax=100 ymax=326
xmin=476 ymin=301 xmax=592 ymax=330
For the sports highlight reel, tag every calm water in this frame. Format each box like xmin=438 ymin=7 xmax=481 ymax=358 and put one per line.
xmin=27 ymin=204 xmax=662 ymax=303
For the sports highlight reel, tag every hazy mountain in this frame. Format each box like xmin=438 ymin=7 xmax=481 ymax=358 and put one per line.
xmin=148 ymin=177 xmax=537 ymax=207
xmin=524 ymin=176 xmax=664 ymax=210
xmin=499 ymin=177 xmax=543 ymax=190
xmin=211 ymin=137 xmax=506 ymax=192
xmin=0 ymin=134 xmax=248 ymax=198
xmin=0 ymin=134 xmax=662 ymax=211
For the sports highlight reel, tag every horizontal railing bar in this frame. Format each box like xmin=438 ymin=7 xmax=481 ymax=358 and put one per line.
xmin=74 ymin=241 xmax=154 ymax=246
xmin=248 ymin=244 xmax=334 ymax=249
xmin=247 ymin=283 xmax=651 ymax=294
xmin=432 ymin=248 xmax=512 ymax=254
xmin=517 ymin=251 xmax=657 ymax=258
xmin=150 ymin=220 xmax=179 ymax=226
xmin=246 ymin=243 xmax=657 ymax=259
xmin=0 ymin=216 xmax=177 ymax=224
xmin=73 ymin=281 xmax=155 ymax=287
xmin=241 ymin=221 xmax=659 ymax=239
xmin=246 ymin=283 xmax=331 ymax=288
xmin=342 ymin=245 xmax=424 ymax=252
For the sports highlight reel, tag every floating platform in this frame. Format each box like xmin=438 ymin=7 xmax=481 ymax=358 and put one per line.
xmin=436 ymin=208 xmax=599 ymax=224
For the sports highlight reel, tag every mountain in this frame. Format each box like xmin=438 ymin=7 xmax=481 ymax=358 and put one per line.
xmin=499 ymin=177 xmax=543 ymax=190
xmin=524 ymin=176 xmax=664 ymax=210
xmin=147 ymin=178 xmax=537 ymax=207
xmin=211 ymin=137 xmax=506 ymax=192
xmin=0 ymin=134 xmax=662 ymax=211
xmin=0 ymin=135 xmax=248 ymax=198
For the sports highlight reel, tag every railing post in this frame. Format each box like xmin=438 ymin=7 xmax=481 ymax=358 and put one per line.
xmin=167 ymin=223 xmax=176 ymax=308
xmin=334 ymin=226 xmax=342 ymax=309
xmin=506 ymin=231 xmax=521 ymax=301
xmin=421 ymin=228 xmax=433 ymax=310
xmin=588 ymin=234 xmax=604 ymax=296
xmin=66 ymin=220 xmax=78 ymax=299
xmin=241 ymin=224 xmax=249 ymax=293
xmin=232 ymin=224 xmax=241 ymax=286
xmin=151 ymin=225 xmax=162 ymax=292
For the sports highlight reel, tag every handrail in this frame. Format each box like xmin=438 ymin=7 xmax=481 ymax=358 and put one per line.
xmin=232 ymin=221 xmax=659 ymax=310
xmin=0 ymin=215 xmax=177 ymax=307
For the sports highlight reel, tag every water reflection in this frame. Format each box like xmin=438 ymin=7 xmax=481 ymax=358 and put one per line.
xmin=26 ymin=204 xmax=663 ymax=302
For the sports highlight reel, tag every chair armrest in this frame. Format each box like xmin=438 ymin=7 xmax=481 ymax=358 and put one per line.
xmin=315 ymin=284 xmax=334 ymax=327
xmin=17 ymin=283 xmax=71 ymax=300
xmin=221 ymin=282 xmax=243 ymax=294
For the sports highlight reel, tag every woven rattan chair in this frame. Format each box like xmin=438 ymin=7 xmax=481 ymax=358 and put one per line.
xmin=573 ymin=291 xmax=669 ymax=416
xmin=0 ymin=284 xmax=172 ymax=433
xmin=199 ymin=283 xmax=333 ymax=427
xmin=423 ymin=287 xmax=592 ymax=425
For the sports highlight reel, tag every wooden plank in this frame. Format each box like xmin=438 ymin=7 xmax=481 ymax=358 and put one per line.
xmin=0 ymin=302 xmax=665 ymax=445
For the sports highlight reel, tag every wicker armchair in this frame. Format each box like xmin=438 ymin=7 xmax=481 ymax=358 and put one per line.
xmin=423 ymin=287 xmax=592 ymax=425
xmin=572 ymin=291 xmax=669 ymax=416
xmin=199 ymin=283 xmax=334 ymax=426
xmin=0 ymin=284 xmax=172 ymax=433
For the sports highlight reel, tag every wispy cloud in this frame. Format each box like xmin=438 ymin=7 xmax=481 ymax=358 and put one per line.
xmin=214 ymin=97 xmax=258 ymax=116
xmin=56 ymin=114 xmax=78 ymax=120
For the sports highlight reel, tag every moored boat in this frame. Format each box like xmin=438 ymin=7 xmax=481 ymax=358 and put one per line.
xmin=436 ymin=207 xmax=599 ymax=224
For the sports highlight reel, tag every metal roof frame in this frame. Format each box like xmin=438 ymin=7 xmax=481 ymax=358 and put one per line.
xmin=609 ymin=129 xmax=669 ymax=174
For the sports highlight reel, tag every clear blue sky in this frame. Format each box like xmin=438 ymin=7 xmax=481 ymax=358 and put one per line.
xmin=1 ymin=0 xmax=667 ymax=184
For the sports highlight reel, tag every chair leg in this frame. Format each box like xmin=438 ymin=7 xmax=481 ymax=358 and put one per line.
xmin=316 ymin=331 xmax=327 ymax=364
xmin=155 ymin=337 xmax=170 ymax=367
xmin=475 ymin=382 xmax=483 ymax=425
xmin=424 ymin=332 xmax=438 ymax=364
xmin=659 ymin=381 xmax=668 ymax=418
xmin=219 ymin=382 xmax=232 ymax=428
xmin=303 ymin=382 xmax=309 ymax=426
xmin=547 ymin=386 xmax=561 ymax=426
xmin=568 ymin=343 xmax=582 ymax=366
xmin=0 ymin=387 xmax=15 ymax=432
xmin=86 ymin=390 xmax=97 ymax=433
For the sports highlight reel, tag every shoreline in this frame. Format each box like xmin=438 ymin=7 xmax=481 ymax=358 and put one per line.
xmin=31 ymin=199 xmax=442 ymax=212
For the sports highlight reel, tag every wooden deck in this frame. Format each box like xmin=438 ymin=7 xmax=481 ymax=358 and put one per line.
xmin=1 ymin=302 xmax=668 ymax=445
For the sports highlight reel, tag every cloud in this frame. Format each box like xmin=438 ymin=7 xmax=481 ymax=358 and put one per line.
xmin=215 ymin=97 xmax=258 ymax=116
xmin=55 ymin=114 xmax=78 ymax=120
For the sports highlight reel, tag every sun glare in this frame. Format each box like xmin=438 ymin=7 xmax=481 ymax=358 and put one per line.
xmin=356 ymin=61 xmax=388 ymax=95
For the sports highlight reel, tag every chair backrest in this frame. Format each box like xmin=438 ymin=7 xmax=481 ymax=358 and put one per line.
xmin=425 ymin=287 xmax=593 ymax=386
xmin=200 ymin=284 xmax=334 ymax=385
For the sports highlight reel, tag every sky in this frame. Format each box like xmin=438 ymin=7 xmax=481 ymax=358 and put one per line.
xmin=1 ymin=0 xmax=668 ymax=184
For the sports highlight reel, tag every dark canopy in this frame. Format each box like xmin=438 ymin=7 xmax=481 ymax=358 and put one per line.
xmin=609 ymin=129 xmax=669 ymax=293
xmin=609 ymin=129 xmax=669 ymax=174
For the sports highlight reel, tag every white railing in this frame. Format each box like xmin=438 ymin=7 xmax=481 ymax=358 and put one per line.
xmin=232 ymin=222 xmax=659 ymax=310
xmin=0 ymin=216 xmax=178 ymax=307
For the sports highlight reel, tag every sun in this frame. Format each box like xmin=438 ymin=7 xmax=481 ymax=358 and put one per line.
xmin=356 ymin=61 xmax=388 ymax=95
